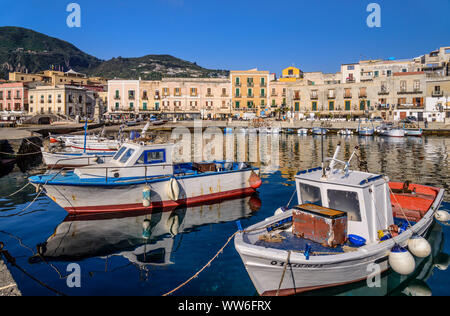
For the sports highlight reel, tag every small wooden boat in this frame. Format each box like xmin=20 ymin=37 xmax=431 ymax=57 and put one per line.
xmin=234 ymin=145 xmax=445 ymax=296
xmin=377 ymin=123 xmax=405 ymax=137
xmin=29 ymin=142 xmax=262 ymax=214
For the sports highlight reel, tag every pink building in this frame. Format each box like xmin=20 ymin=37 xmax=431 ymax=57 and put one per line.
xmin=0 ymin=82 xmax=29 ymax=111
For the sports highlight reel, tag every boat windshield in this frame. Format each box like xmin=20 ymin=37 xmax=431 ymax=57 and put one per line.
xmin=119 ymin=148 xmax=135 ymax=164
xmin=113 ymin=146 xmax=127 ymax=160
xmin=299 ymin=183 xmax=322 ymax=206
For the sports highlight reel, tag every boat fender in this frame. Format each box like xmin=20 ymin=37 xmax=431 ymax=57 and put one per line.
xmin=142 ymin=185 xmax=151 ymax=207
xmin=408 ymin=235 xmax=431 ymax=258
xmin=167 ymin=178 xmax=180 ymax=201
xmin=93 ymin=157 xmax=99 ymax=163
xmin=435 ymin=210 xmax=450 ymax=222
xmin=249 ymin=172 xmax=262 ymax=189
xmin=389 ymin=245 xmax=415 ymax=275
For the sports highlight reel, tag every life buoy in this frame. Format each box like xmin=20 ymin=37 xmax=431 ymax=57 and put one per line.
xmin=167 ymin=178 xmax=180 ymax=201
xmin=249 ymin=172 xmax=262 ymax=189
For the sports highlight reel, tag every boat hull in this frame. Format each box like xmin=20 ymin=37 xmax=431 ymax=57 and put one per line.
xmin=38 ymin=169 xmax=257 ymax=214
xmin=234 ymin=187 xmax=444 ymax=296
xmin=42 ymin=151 xmax=114 ymax=169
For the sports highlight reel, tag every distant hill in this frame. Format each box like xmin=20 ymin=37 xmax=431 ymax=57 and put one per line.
xmin=0 ymin=26 xmax=228 ymax=80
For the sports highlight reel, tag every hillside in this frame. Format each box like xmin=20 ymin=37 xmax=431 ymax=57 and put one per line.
xmin=0 ymin=26 xmax=102 ymax=78
xmin=0 ymin=26 xmax=228 ymax=80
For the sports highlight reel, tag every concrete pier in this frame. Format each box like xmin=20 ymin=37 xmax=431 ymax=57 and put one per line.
xmin=0 ymin=258 xmax=21 ymax=296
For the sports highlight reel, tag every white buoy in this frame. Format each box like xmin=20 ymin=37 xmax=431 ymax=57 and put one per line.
xmin=389 ymin=246 xmax=416 ymax=275
xmin=142 ymin=185 xmax=151 ymax=207
xmin=435 ymin=210 xmax=450 ymax=222
xmin=167 ymin=178 xmax=180 ymax=201
xmin=142 ymin=219 xmax=151 ymax=230
xmin=408 ymin=235 xmax=431 ymax=258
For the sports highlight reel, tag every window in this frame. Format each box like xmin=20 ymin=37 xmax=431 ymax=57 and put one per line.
xmin=129 ymin=102 xmax=134 ymax=109
xmin=347 ymin=65 xmax=355 ymax=70
xmin=115 ymin=90 xmax=120 ymax=98
xmin=327 ymin=190 xmax=361 ymax=222
xmin=222 ymin=88 xmax=227 ymax=96
xmin=400 ymin=81 xmax=406 ymax=92
xmin=345 ymin=100 xmax=351 ymax=111
xmin=299 ymin=183 xmax=322 ymax=206
xmin=295 ymin=102 xmax=299 ymax=111
xmin=235 ymin=77 xmax=240 ymax=85
xmin=143 ymin=102 xmax=147 ymax=110
xmin=119 ymin=148 xmax=135 ymax=163
xmin=128 ymin=90 xmax=135 ymax=99
xmin=235 ymin=101 xmax=240 ymax=108
xmin=146 ymin=150 xmax=165 ymax=164
xmin=113 ymin=147 xmax=127 ymax=160
xmin=247 ymin=88 xmax=253 ymax=97
xmin=414 ymin=80 xmax=420 ymax=91
xmin=329 ymin=101 xmax=334 ymax=111
xmin=260 ymin=88 xmax=265 ymax=97
xmin=312 ymin=101 xmax=317 ymax=111
xmin=235 ymin=88 xmax=240 ymax=97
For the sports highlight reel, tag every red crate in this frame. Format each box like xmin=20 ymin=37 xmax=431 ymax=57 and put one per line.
xmin=292 ymin=204 xmax=347 ymax=247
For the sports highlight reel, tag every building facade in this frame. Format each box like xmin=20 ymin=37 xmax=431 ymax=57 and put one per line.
xmin=0 ymin=82 xmax=29 ymax=112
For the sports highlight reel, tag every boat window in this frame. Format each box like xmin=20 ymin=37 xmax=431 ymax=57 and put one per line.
xmin=146 ymin=149 xmax=165 ymax=164
xmin=119 ymin=148 xmax=135 ymax=163
xmin=299 ymin=183 xmax=322 ymax=206
xmin=113 ymin=146 xmax=127 ymax=160
xmin=327 ymin=190 xmax=361 ymax=222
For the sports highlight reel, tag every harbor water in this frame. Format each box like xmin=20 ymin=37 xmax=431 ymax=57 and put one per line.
xmin=0 ymin=133 xmax=449 ymax=296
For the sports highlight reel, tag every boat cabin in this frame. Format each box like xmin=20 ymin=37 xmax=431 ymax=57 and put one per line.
xmin=74 ymin=142 xmax=175 ymax=179
xmin=295 ymin=166 xmax=394 ymax=243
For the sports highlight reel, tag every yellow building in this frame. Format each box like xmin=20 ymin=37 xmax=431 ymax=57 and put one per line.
xmin=230 ymin=69 xmax=270 ymax=117
xmin=279 ymin=66 xmax=303 ymax=82
xmin=9 ymin=70 xmax=107 ymax=86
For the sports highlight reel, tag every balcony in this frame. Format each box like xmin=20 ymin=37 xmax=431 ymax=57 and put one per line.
xmin=359 ymin=94 xmax=367 ymax=98
xmin=327 ymin=95 xmax=336 ymax=99
xmin=142 ymin=95 xmax=148 ymax=100
xmin=205 ymin=94 xmax=214 ymax=98
xmin=432 ymin=91 xmax=444 ymax=97
xmin=344 ymin=94 xmax=352 ymax=99
xmin=221 ymin=94 xmax=229 ymax=97
xmin=154 ymin=95 xmax=160 ymax=100
xmin=113 ymin=96 xmax=120 ymax=100
xmin=235 ymin=82 xmax=241 ymax=87
xmin=247 ymin=82 xmax=254 ymax=87
xmin=260 ymin=82 xmax=267 ymax=87
xmin=397 ymin=90 xmax=423 ymax=95
xmin=310 ymin=95 xmax=318 ymax=100
xmin=378 ymin=90 xmax=389 ymax=95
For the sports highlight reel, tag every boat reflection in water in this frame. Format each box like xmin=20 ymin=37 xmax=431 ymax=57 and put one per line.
xmin=296 ymin=222 xmax=449 ymax=296
xmin=29 ymin=194 xmax=261 ymax=270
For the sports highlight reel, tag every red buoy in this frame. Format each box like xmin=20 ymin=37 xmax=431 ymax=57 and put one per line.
xmin=249 ymin=172 xmax=262 ymax=189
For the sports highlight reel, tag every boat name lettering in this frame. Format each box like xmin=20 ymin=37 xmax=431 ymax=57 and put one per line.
xmin=270 ymin=261 xmax=324 ymax=268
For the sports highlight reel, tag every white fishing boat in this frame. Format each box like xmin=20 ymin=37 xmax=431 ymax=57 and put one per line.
xmin=377 ymin=123 xmax=406 ymax=137
xmin=41 ymin=149 xmax=115 ymax=169
xmin=338 ymin=129 xmax=353 ymax=136
xmin=29 ymin=142 xmax=262 ymax=214
xmin=297 ymin=128 xmax=308 ymax=135
xmin=234 ymin=144 xmax=445 ymax=296
xmin=312 ymin=127 xmax=327 ymax=135
xmin=64 ymin=138 xmax=122 ymax=152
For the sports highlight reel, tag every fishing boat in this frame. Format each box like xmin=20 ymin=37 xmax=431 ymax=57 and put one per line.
xmin=312 ymin=127 xmax=327 ymax=135
xmin=357 ymin=120 xmax=374 ymax=136
xmin=64 ymin=138 xmax=122 ymax=152
xmin=338 ymin=129 xmax=353 ymax=136
xmin=29 ymin=142 xmax=262 ymax=214
xmin=41 ymin=149 xmax=115 ymax=169
xmin=234 ymin=144 xmax=446 ymax=296
xmin=377 ymin=123 xmax=406 ymax=137
xmin=297 ymin=129 xmax=308 ymax=135
xmin=404 ymin=129 xmax=423 ymax=137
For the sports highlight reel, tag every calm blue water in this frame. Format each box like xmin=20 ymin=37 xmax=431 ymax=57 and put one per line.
xmin=0 ymin=134 xmax=449 ymax=296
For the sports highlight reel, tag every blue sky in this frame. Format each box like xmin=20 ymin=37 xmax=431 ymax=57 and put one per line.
xmin=1 ymin=0 xmax=449 ymax=75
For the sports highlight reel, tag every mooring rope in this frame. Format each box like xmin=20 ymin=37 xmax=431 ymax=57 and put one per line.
xmin=162 ymin=231 xmax=239 ymax=296
xmin=8 ymin=182 xmax=31 ymax=197
xmin=0 ymin=150 xmax=42 ymax=156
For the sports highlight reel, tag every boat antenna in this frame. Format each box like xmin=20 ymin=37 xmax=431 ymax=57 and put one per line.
xmin=321 ymin=127 xmax=325 ymax=177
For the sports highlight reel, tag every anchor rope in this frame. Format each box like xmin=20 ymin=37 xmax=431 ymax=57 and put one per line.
xmin=276 ymin=250 xmax=291 ymax=296
xmin=0 ymin=242 xmax=67 ymax=296
xmin=7 ymin=182 xmax=31 ymax=197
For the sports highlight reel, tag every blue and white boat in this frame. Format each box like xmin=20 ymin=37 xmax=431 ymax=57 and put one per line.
xmin=29 ymin=142 xmax=262 ymax=215
xmin=41 ymin=149 xmax=115 ymax=169
xmin=357 ymin=120 xmax=374 ymax=136
xmin=312 ymin=127 xmax=327 ymax=135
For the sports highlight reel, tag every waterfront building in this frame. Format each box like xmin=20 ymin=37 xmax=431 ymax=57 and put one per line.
xmin=424 ymin=78 xmax=450 ymax=122
xmin=28 ymin=85 xmax=89 ymax=118
xmin=230 ymin=69 xmax=270 ymax=117
xmin=9 ymin=69 xmax=107 ymax=86
xmin=0 ymin=82 xmax=30 ymax=112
